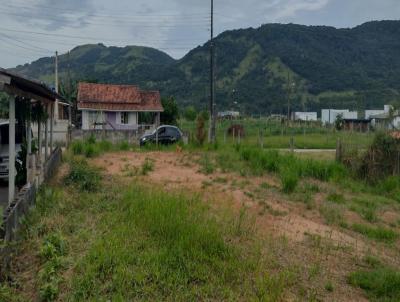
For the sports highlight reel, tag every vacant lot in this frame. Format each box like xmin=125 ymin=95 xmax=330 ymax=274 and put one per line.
xmin=2 ymin=145 xmax=400 ymax=301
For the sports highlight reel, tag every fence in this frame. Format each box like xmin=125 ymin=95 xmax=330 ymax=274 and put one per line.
xmin=0 ymin=147 xmax=62 ymax=242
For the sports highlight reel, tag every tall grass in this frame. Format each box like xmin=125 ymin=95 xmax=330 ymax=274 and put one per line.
xmin=70 ymin=138 xmax=131 ymax=158
xmin=65 ymin=159 xmax=101 ymax=192
xmin=349 ymin=267 xmax=400 ymax=301
xmin=238 ymin=146 xmax=347 ymax=182
xmin=70 ymin=184 xmax=289 ymax=301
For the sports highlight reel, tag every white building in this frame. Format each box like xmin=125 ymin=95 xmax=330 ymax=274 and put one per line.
xmin=365 ymin=105 xmax=392 ymax=120
xmin=292 ymin=112 xmax=318 ymax=121
xmin=321 ymin=109 xmax=358 ymax=125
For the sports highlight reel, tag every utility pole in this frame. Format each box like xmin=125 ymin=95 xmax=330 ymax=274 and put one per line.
xmin=286 ymin=71 xmax=291 ymax=122
xmin=54 ymin=51 xmax=59 ymax=120
xmin=209 ymin=0 xmax=216 ymax=143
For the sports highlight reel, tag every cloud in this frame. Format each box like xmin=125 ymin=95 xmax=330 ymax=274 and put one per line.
xmin=4 ymin=0 xmax=94 ymax=30
xmin=0 ymin=0 xmax=399 ymax=68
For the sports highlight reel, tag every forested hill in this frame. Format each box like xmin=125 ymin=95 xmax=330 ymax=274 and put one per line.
xmin=10 ymin=20 xmax=400 ymax=114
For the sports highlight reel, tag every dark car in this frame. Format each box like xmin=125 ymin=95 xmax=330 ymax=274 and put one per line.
xmin=140 ymin=125 xmax=183 ymax=146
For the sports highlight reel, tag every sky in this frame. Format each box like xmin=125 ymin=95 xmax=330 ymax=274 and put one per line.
xmin=0 ymin=0 xmax=399 ymax=68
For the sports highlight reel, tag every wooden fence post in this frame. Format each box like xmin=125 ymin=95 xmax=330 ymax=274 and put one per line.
xmin=336 ymin=139 xmax=342 ymax=162
xmin=290 ymin=137 xmax=294 ymax=153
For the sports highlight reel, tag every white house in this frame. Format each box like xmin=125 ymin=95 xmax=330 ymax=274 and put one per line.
xmin=77 ymin=83 xmax=163 ymax=131
xmin=292 ymin=112 xmax=318 ymax=121
xmin=321 ymin=109 xmax=358 ymax=125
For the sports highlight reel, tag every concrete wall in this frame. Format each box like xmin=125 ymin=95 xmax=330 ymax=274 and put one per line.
xmin=293 ymin=112 xmax=318 ymax=121
xmin=72 ymin=129 xmax=151 ymax=145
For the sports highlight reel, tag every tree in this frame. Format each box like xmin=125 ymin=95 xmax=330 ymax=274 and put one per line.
xmin=160 ymin=96 xmax=179 ymax=125
xmin=335 ymin=114 xmax=344 ymax=131
xmin=183 ymin=106 xmax=197 ymax=121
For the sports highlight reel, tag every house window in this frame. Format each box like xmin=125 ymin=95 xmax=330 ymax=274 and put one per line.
xmin=120 ymin=112 xmax=129 ymax=125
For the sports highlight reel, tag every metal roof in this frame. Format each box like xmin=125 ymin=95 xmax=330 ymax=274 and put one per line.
xmin=0 ymin=68 xmax=64 ymax=102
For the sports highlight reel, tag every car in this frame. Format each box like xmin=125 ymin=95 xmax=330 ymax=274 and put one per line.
xmin=0 ymin=120 xmax=24 ymax=180
xmin=140 ymin=125 xmax=183 ymax=146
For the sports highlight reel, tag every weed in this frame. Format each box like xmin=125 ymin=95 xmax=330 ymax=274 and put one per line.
xmin=352 ymin=224 xmax=398 ymax=243
xmin=325 ymin=281 xmax=334 ymax=292
xmin=320 ymin=203 xmax=344 ymax=225
xmin=140 ymin=158 xmax=154 ymax=176
xmin=199 ymin=154 xmax=215 ymax=175
xmin=327 ymin=193 xmax=346 ymax=204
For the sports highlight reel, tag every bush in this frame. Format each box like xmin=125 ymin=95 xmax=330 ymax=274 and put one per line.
xmin=65 ymin=159 xmax=101 ymax=192
xmin=280 ymin=168 xmax=298 ymax=193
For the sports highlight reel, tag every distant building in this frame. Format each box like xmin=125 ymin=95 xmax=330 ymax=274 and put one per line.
xmin=321 ymin=109 xmax=358 ymax=125
xmin=370 ymin=111 xmax=400 ymax=130
xmin=218 ymin=111 xmax=240 ymax=120
xmin=292 ymin=112 xmax=318 ymax=121
xmin=365 ymin=105 xmax=392 ymax=119
xmin=77 ymin=83 xmax=163 ymax=131
xmin=342 ymin=118 xmax=371 ymax=132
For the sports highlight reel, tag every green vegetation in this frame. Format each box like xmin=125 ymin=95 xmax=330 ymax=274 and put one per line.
xmin=65 ymin=158 xmax=101 ymax=192
xmin=38 ymin=233 xmax=68 ymax=301
xmin=2 ymin=158 xmax=295 ymax=301
xmin=352 ymin=224 xmax=398 ymax=243
xmin=349 ymin=267 xmax=400 ymax=301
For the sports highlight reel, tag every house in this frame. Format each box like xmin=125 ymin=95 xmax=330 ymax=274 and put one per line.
xmin=77 ymin=83 xmax=163 ymax=131
xmin=321 ymin=109 xmax=358 ymax=125
xmin=370 ymin=111 xmax=400 ymax=130
xmin=292 ymin=112 xmax=317 ymax=122
xmin=342 ymin=118 xmax=371 ymax=132
xmin=218 ymin=111 xmax=240 ymax=120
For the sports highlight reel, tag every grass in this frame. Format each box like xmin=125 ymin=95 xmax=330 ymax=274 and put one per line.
xmin=3 ymin=158 xmax=295 ymax=301
xmin=69 ymin=137 xmax=132 ymax=158
xmin=319 ymin=203 xmax=345 ymax=225
xmin=351 ymin=224 xmax=398 ymax=243
xmin=349 ymin=267 xmax=400 ymax=301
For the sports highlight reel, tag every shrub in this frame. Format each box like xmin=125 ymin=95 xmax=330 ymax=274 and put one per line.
xmin=280 ymin=168 xmax=298 ymax=193
xmin=65 ymin=159 xmax=101 ymax=192
xmin=83 ymin=143 xmax=100 ymax=158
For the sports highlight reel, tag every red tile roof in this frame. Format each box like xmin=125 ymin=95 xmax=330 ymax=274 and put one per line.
xmin=77 ymin=82 xmax=163 ymax=112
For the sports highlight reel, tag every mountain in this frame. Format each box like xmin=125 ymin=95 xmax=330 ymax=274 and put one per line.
xmin=10 ymin=20 xmax=400 ymax=114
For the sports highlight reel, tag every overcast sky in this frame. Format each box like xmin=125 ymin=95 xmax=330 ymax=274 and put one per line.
xmin=0 ymin=0 xmax=399 ymax=68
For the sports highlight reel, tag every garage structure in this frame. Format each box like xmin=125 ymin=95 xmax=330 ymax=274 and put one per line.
xmin=0 ymin=68 xmax=63 ymax=205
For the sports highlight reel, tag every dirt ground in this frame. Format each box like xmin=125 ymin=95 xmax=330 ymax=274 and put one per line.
xmin=91 ymin=150 xmax=400 ymax=301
